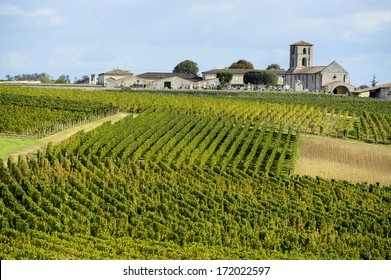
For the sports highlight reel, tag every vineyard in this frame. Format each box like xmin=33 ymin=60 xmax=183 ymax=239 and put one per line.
xmin=0 ymin=89 xmax=117 ymax=137
xmin=0 ymin=85 xmax=390 ymax=259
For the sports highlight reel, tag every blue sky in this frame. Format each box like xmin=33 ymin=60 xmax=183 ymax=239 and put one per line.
xmin=1 ymin=0 xmax=390 ymax=86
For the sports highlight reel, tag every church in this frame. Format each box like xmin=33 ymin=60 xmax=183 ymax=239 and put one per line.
xmin=284 ymin=41 xmax=355 ymax=94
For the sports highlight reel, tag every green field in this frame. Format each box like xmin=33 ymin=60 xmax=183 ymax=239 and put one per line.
xmin=0 ymin=137 xmax=40 ymax=159
xmin=0 ymin=86 xmax=390 ymax=260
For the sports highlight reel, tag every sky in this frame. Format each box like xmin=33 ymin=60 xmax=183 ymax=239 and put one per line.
xmin=1 ymin=0 xmax=390 ymax=86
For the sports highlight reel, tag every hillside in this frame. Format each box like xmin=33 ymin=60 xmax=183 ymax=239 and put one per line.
xmin=0 ymin=86 xmax=390 ymax=259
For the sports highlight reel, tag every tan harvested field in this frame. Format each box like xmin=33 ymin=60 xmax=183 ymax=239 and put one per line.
xmin=295 ymin=135 xmax=391 ymax=186
xmin=5 ymin=112 xmax=130 ymax=161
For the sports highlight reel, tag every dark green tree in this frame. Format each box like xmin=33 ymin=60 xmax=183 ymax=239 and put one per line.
xmin=266 ymin=63 xmax=282 ymax=70
xmin=56 ymin=74 xmax=70 ymax=84
xmin=75 ymin=75 xmax=90 ymax=84
xmin=173 ymin=60 xmax=199 ymax=76
xmin=370 ymin=74 xmax=378 ymax=87
xmin=243 ymin=71 xmax=278 ymax=86
xmin=229 ymin=59 xmax=254 ymax=69
xmin=216 ymin=70 xmax=233 ymax=89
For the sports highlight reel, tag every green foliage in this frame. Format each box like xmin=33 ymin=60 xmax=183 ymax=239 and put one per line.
xmin=56 ymin=75 xmax=71 ymax=84
xmin=5 ymin=73 xmax=52 ymax=82
xmin=0 ymin=138 xmax=40 ymax=159
xmin=266 ymin=63 xmax=282 ymax=70
xmin=173 ymin=60 xmax=199 ymax=76
xmin=75 ymin=75 xmax=90 ymax=84
xmin=244 ymin=70 xmax=278 ymax=86
xmin=0 ymin=131 xmax=390 ymax=259
xmin=1 ymin=86 xmax=391 ymax=260
xmin=216 ymin=70 xmax=233 ymax=88
xmin=370 ymin=74 xmax=378 ymax=87
xmin=0 ymin=88 xmax=117 ymax=136
xmin=229 ymin=59 xmax=254 ymax=69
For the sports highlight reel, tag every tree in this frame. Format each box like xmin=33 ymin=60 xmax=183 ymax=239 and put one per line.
xmin=216 ymin=70 xmax=233 ymax=89
xmin=243 ymin=71 xmax=278 ymax=86
xmin=39 ymin=73 xmax=52 ymax=83
xmin=266 ymin=63 xmax=282 ymax=70
xmin=173 ymin=60 xmax=199 ymax=76
xmin=370 ymin=74 xmax=378 ymax=87
xmin=75 ymin=75 xmax=90 ymax=84
xmin=5 ymin=72 xmax=52 ymax=82
xmin=229 ymin=59 xmax=254 ymax=69
xmin=56 ymin=74 xmax=70 ymax=84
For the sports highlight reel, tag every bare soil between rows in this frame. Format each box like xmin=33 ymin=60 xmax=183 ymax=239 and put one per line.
xmin=295 ymin=134 xmax=391 ymax=186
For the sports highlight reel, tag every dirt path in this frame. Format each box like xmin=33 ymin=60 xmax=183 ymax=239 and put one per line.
xmin=6 ymin=112 xmax=130 ymax=161
xmin=295 ymin=134 xmax=391 ymax=186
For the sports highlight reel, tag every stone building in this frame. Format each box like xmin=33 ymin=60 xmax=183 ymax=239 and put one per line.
xmin=97 ymin=69 xmax=134 ymax=86
xmin=284 ymin=41 xmax=354 ymax=93
xmin=136 ymin=72 xmax=202 ymax=89
xmin=352 ymin=82 xmax=391 ymax=99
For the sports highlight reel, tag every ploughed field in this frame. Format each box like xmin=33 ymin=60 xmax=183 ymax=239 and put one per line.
xmin=0 ymin=86 xmax=390 ymax=259
xmin=295 ymin=135 xmax=391 ymax=185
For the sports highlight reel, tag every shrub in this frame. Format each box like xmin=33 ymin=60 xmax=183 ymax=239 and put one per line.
xmin=243 ymin=70 xmax=278 ymax=86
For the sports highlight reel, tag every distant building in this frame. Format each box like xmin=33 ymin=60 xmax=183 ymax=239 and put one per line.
xmin=136 ymin=72 xmax=199 ymax=82
xmin=284 ymin=41 xmax=355 ymax=93
xmin=202 ymin=68 xmax=285 ymax=87
xmin=94 ymin=69 xmax=203 ymax=89
xmin=97 ymin=69 xmax=134 ymax=86
xmin=135 ymin=72 xmax=201 ymax=89
xmin=352 ymin=82 xmax=391 ymax=99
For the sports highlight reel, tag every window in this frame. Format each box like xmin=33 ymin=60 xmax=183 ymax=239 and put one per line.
xmin=303 ymin=48 xmax=307 ymax=54
xmin=302 ymin=57 xmax=307 ymax=67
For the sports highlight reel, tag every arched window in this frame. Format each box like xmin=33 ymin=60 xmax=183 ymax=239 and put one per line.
xmin=303 ymin=48 xmax=307 ymax=54
xmin=302 ymin=57 xmax=307 ymax=67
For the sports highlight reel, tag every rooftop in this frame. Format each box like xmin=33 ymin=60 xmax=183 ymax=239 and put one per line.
xmin=290 ymin=40 xmax=313 ymax=46
xmin=286 ymin=66 xmax=326 ymax=75
xmin=100 ymin=69 xmax=133 ymax=75
xmin=202 ymin=68 xmax=286 ymax=75
xmin=136 ymin=72 xmax=201 ymax=81
xmin=353 ymin=82 xmax=391 ymax=93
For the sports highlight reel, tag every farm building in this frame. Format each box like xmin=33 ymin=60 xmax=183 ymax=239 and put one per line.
xmin=284 ymin=41 xmax=355 ymax=93
xmin=97 ymin=69 xmax=134 ymax=86
xmin=135 ymin=72 xmax=201 ymax=89
xmin=95 ymin=71 xmax=202 ymax=89
xmin=352 ymin=82 xmax=391 ymax=99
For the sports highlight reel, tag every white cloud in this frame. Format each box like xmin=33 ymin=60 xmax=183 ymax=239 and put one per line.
xmin=0 ymin=3 xmax=63 ymax=25
xmin=351 ymin=10 xmax=391 ymax=30
xmin=3 ymin=52 xmax=32 ymax=70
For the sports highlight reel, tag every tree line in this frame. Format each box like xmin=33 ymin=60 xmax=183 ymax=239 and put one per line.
xmin=4 ymin=73 xmax=90 ymax=84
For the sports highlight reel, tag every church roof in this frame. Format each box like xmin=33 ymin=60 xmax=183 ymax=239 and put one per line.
xmin=202 ymin=69 xmax=253 ymax=75
xmin=286 ymin=66 xmax=326 ymax=74
xmin=290 ymin=40 xmax=313 ymax=46
xmin=202 ymin=68 xmax=286 ymax=75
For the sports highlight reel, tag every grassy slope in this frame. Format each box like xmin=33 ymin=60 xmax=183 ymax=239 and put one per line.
xmin=0 ymin=138 xmax=40 ymax=159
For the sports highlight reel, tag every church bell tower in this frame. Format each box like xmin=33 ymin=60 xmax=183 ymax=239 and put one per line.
xmin=289 ymin=40 xmax=314 ymax=68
